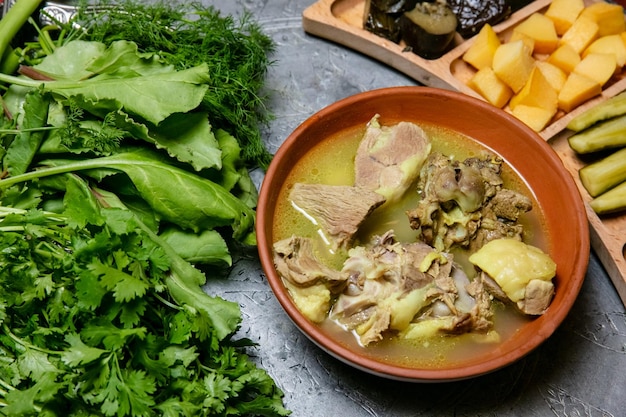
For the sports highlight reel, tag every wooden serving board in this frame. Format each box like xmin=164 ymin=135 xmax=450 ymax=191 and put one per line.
xmin=302 ymin=0 xmax=626 ymax=306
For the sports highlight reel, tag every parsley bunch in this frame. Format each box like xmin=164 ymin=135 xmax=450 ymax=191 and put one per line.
xmin=0 ymin=195 xmax=289 ymax=416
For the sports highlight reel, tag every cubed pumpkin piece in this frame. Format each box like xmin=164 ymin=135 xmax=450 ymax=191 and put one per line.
xmin=511 ymin=13 xmax=559 ymax=54
xmin=467 ymin=67 xmax=513 ymax=108
xmin=574 ymin=53 xmax=617 ymax=86
xmin=559 ymin=16 xmax=599 ymax=54
xmin=558 ymin=72 xmax=602 ymax=112
xmin=579 ymin=2 xmax=626 ymax=37
xmin=548 ymin=43 xmax=581 ymax=73
xmin=492 ymin=40 xmax=536 ymax=93
xmin=536 ymin=61 xmax=567 ymax=92
xmin=462 ymin=24 xmax=501 ymax=70
xmin=544 ymin=0 xmax=585 ymax=35
xmin=509 ymin=67 xmax=558 ymax=112
xmin=584 ymin=34 xmax=626 ymax=68
xmin=511 ymin=104 xmax=556 ymax=132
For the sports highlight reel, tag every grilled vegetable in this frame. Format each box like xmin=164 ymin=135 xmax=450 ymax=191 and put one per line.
xmin=371 ymin=0 xmax=419 ymax=14
xmin=448 ymin=0 xmax=511 ymax=38
xmin=589 ymin=180 xmax=626 ymax=214
xmin=399 ymin=1 xmax=458 ymax=59
xmin=364 ymin=0 xmax=419 ymax=42
xmin=364 ymin=0 xmax=403 ymax=42
xmin=579 ymin=147 xmax=626 ymax=197
xmin=567 ymin=114 xmax=626 ymax=154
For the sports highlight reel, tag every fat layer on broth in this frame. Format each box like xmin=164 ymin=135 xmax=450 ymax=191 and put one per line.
xmin=272 ymin=122 xmax=547 ymax=368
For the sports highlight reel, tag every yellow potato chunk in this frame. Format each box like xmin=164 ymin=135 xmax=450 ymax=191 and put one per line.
xmin=544 ymin=0 xmax=585 ymax=35
xmin=511 ymin=104 xmax=556 ymax=132
xmin=535 ymin=61 xmax=567 ymax=92
xmin=511 ymin=12 xmax=559 ymax=54
xmin=509 ymin=66 xmax=558 ymax=112
xmin=507 ymin=31 xmax=536 ymax=54
xmin=284 ymin=281 xmax=330 ymax=323
xmin=467 ymin=67 xmax=513 ymax=108
xmin=584 ymin=34 xmax=626 ymax=68
xmin=492 ymin=40 xmax=536 ymax=93
xmin=558 ymin=72 xmax=602 ymax=112
xmin=559 ymin=16 xmax=599 ymax=54
xmin=574 ymin=52 xmax=617 ymax=86
xmin=468 ymin=239 xmax=556 ymax=303
xmin=462 ymin=24 xmax=501 ymax=70
xmin=548 ymin=43 xmax=581 ymax=74
xmin=579 ymin=2 xmax=626 ymax=37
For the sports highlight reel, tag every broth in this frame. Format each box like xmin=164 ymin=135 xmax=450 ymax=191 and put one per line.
xmin=272 ymin=121 xmax=548 ymax=368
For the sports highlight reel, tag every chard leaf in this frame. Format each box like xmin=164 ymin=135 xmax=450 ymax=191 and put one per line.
xmin=109 ymin=109 xmax=223 ymax=171
xmin=62 ymin=174 xmax=105 ymax=228
xmin=10 ymin=40 xmax=211 ymax=125
xmin=86 ymin=40 xmax=170 ymax=76
xmin=149 ymin=112 xmax=222 ymax=171
xmin=33 ymin=40 xmax=169 ymax=81
xmin=49 ymin=64 xmax=210 ymax=125
xmin=4 ymin=88 xmax=49 ymax=175
xmin=160 ymin=227 xmax=231 ymax=266
xmin=34 ymin=40 xmax=107 ymax=80
xmin=0 ymin=148 xmax=256 ymax=240
xmin=214 ymin=128 xmax=243 ymax=191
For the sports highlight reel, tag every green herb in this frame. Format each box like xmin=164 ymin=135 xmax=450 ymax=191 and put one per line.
xmin=0 ymin=6 xmax=290 ymax=415
xmin=69 ymin=0 xmax=276 ymax=170
xmin=0 ymin=198 xmax=289 ymax=416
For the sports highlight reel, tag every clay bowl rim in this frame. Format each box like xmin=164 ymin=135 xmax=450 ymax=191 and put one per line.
xmin=256 ymin=86 xmax=590 ymax=382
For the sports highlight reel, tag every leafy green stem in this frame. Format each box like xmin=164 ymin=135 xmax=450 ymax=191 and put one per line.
xmin=1 ymin=324 xmax=60 ymax=356
xmin=0 ymin=72 xmax=90 ymax=89
xmin=0 ymin=0 xmax=44 ymax=70
xmin=0 ymin=378 xmax=14 ymax=393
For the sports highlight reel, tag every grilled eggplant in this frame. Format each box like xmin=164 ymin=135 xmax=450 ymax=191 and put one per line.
xmin=448 ymin=0 xmax=511 ymax=38
xmin=364 ymin=0 xmax=419 ymax=42
xmin=399 ymin=1 xmax=458 ymax=59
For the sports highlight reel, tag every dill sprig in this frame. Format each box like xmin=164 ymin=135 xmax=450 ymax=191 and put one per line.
xmin=70 ymin=0 xmax=276 ymax=169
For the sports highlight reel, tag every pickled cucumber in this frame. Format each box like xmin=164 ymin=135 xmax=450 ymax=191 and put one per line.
xmin=567 ymin=91 xmax=626 ymax=132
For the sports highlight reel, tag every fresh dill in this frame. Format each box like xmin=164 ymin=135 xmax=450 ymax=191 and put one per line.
xmin=68 ymin=0 xmax=276 ymax=169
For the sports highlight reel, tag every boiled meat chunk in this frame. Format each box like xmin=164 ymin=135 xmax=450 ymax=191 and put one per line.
xmin=470 ymin=188 xmax=533 ymax=251
xmin=273 ymin=236 xmax=348 ymax=323
xmin=407 ymin=152 xmax=532 ymax=252
xmin=354 ymin=115 xmax=432 ymax=203
xmin=290 ymin=183 xmax=386 ymax=250
xmin=273 ymin=236 xmax=346 ymax=287
xmin=331 ymin=231 xmax=494 ymax=346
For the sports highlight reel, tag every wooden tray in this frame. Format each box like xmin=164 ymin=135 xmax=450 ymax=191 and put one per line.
xmin=302 ymin=0 xmax=626 ymax=306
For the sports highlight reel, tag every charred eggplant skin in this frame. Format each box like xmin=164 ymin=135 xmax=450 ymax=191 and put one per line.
xmin=448 ymin=0 xmax=511 ymax=39
xmin=364 ymin=0 xmax=401 ymax=42
xmin=364 ymin=0 xmax=419 ymax=42
xmin=372 ymin=0 xmax=419 ymax=14
xmin=399 ymin=2 xmax=458 ymax=59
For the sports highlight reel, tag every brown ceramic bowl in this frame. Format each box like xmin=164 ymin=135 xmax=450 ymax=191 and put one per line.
xmin=256 ymin=86 xmax=589 ymax=382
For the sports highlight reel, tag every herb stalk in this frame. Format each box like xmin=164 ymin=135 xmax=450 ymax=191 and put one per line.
xmin=0 ymin=0 xmax=44 ymax=72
